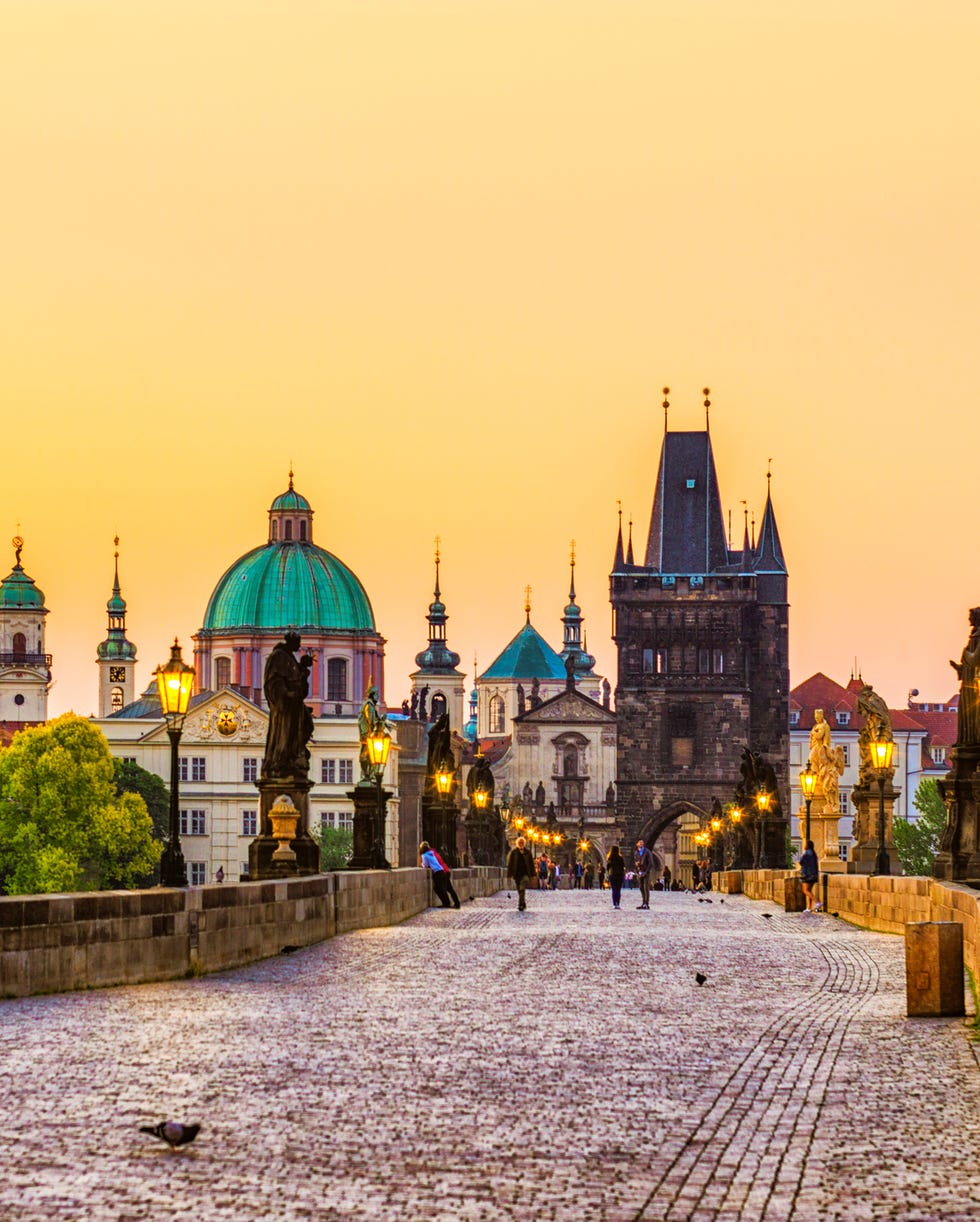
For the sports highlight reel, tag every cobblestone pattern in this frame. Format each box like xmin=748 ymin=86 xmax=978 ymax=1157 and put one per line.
xmin=1 ymin=891 xmax=978 ymax=1220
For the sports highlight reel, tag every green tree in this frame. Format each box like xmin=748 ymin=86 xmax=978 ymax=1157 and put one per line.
xmin=893 ymin=778 xmax=947 ymax=877
xmin=114 ymin=758 xmax=169 ymax=842
xmin=312 ymin=822 xmax=353 ymax=871
xmin=0 ymin=714 xmax=161 ymax=895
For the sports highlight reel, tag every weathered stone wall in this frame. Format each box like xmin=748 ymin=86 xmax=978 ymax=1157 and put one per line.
xmin=719 ymin=869 xmax=980 ymax=979
xmin=0 ymin=867 xmax=505 ymax=1000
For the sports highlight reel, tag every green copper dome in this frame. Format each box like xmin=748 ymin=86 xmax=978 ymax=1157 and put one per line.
xmin=0 ymin=565 xmax=46 ymax=610
xmin=200 ymin=541 xmax=376 ymax=634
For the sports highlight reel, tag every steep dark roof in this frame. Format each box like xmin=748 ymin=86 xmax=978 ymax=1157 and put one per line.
xmin=754 ymin=488 xmax=787 ymax=574
xmin=644 ymin=431 xmax=728 ymax=574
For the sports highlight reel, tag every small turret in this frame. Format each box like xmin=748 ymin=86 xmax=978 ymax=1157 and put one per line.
xmin=97 ymin=537 xmax=138 ymax=716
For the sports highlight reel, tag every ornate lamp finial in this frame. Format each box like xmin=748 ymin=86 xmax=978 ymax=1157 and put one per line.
xmin=662 ymin=386 xmax=670 ymax=432
xmin=703 ymin=387 xmax=711 ymax=430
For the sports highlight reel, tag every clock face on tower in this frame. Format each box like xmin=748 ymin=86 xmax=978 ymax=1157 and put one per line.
xmin=109 ymin=666 xmax=127 ymax=682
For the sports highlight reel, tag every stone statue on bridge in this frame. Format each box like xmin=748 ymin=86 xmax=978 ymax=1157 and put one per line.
xmin=951 ymin=607 xmax=980 ymax=747
xmin=856 ymin=683 xmax=894 ymax=787
xmin=261 ymin=633 xmax=314 ymax=781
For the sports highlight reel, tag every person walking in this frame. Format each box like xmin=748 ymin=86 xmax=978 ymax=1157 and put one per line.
xmin=606 ymin=844 xmax=626 ymax=909
xmin=799 ymin=839 xmax=821 ymax=911
xmin=507 ymin=836 xmax=535 ymax=912
xmin=634 ymin=838 xmax=654 ymax=910
xmin=419 ymin=841 xmax=460 ymax=909
xmin=662 ymin=864 xmax=672 ymax=890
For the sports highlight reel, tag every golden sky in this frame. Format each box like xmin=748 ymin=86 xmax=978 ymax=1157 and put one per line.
xmin=2 ymin=1 xmax=978 ymax=718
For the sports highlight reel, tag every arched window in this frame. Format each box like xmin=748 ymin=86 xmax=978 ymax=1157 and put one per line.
xmin=111 ymin=687 xmax=124 ymax=712
xmin=298 ymin=520 xmax=307 ymax=541
xmin=489 ymin=694 xmax=505 ymax=735
xmin=271 ymin=520 xmax=279 ymax=540
xmin=215 ymin=657 xmax=231 ymax=689
xmin=12 ymin=632 xmax=26 ymax=657
xmin=327 ymin=658 xmax=347 ymax=702
xmin=563 ymin=746 xmax=578 ymax=776
xmin=430 ymin=692 xmax=447 ymax=722
xmin=284 ymin=520 xmax=293 ymax=540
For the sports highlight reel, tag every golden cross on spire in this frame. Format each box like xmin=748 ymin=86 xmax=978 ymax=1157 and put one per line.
xmin=114 ymin=534 xmax=120 ymax=558
xmin=434 ymin=534 xmax=441 ymax=563
xmin=524 ymin=584 xmax=532 ymax=619
xmin=570 ymin=539 xmax=576 ymax=568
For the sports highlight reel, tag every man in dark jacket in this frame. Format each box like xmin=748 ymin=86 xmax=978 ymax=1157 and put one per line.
xmin=507 ymin=836 xmax=535 ymax=912
xmin=635 ymin=838 xmax=654 ymax=910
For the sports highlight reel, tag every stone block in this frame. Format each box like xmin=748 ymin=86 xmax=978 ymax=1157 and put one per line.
xmin=905 ymin=922 xmax=965 ymax=1017
xmin=783 ymin=877 xmax=806 ymax=913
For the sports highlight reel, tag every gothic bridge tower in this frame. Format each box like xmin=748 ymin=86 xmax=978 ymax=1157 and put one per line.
xmin=610 ymin=392 xmax=789 ymax=861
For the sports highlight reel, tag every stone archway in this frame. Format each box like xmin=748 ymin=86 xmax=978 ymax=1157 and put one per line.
xmin=637 ymin=800 xmax=711 ymax=890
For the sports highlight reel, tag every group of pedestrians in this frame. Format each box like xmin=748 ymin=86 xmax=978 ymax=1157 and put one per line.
xmin=505 ymin=836 xmax=658 ymax=912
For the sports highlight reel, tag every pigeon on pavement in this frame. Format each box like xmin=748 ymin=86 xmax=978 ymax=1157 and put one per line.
xmin=762 ymin=913 xmax=773 ymax=919
xmin=695 ymin=972 xmax=708 ymax=986
xmin=140 ymin=1121 xmax=201 ymax=1150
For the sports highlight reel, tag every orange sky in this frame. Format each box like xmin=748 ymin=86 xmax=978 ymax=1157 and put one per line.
xmin=2 ymin=1 xmax=978 ymax=719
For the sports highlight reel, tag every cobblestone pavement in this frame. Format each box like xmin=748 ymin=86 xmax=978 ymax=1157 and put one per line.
xmin=2 ymin=889 xmax=979 ymax=1221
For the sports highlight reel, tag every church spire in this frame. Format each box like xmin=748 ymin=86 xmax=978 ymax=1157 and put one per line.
xmin=413 ymin=537 xmax=461 ymax=673
xmin=561 ymin=540 xmax=596 ymax=677
xmin=755 ymin=463 xmax=787 ymax=575
xmin=626 ymin=516 xmax=634 ymax=566
xmin=613 ymin=502 xmax=625 ymax=570
xmin=97 ymin=537 xmax=137 ymax=716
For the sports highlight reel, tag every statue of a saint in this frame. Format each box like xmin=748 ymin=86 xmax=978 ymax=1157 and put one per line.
xmin=358 ymin=685 xmax=391 ymax=782
xmin=530 ymin=677 xmax=542 ymax=709
xmin=856 ymin=683 xmax=894 ymax=786
xmin=261 ymin=633 xmax=314 ymax=780
xmin=467 ymin=752 xmax=495 ymax=806
xmin=951 ymin=607 xmax=980 ymax=746
xmin=809 ymin=708 xmax=844 ymax=815
xmin=516 ymin=683 xmax=526 ymax=716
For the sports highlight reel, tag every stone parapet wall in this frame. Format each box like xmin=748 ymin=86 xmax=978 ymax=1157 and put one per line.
xmin=0 ymin=867 xmax=505 ymax=1000
xmin=718 ymin=869 xmax=980 ymax=979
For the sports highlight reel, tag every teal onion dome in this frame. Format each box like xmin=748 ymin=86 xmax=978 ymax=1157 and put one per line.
xmin=200 ymin=541 xmax=376 ymax=634
xmin=97 ymin=636 xmax=137 ymax=661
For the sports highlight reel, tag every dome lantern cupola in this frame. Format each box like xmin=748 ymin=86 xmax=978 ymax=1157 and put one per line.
xmin=414 ymin=538 xmax=461 ymax=673
xmin=0 ymin=535 xmax=52 ymax=725
xmin=268 ymin=469 xmax=314 ymax=544
xmin=559 ymin=541 xmax=596 ymax=678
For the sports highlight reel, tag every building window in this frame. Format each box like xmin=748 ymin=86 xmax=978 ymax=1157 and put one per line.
xmin=189 ymin=862 xmax=207 ymax=886
xmin=642 ymin=649 xmax=654 ymax=674
xmin=11 ymin=631 xmax=27 ymax=656
xmin=299 ymin=520 xmax=307 ymax=541
xmin=180 ymin=809 xmax=207 ymax=835
xmin=214 ymin=657 xmax=231 ymax=688
xmin=668 ymin=706 xmax=696 ymax=767
xmin=839 ymin=843 xmax=850 ymax=862
xmin=110 ymin=687 xmax=124 ymax=712
xmin=321 ymin=759 xmax=336 ymax=783
xmin=326 ymin=658 xmax=347 ymax=702
xmin=243 ymin=757 xmax=258 ymax=783
xmin=178 ymin=757 xmax=207 ymax=782
xmin=563 ymin=747 xmax=578 ymax=776
xmin=489 ymin=694 xmax=505 ymax=735
xmin=841 ymin=745 xmax=850 ymax=767
xmin=271 ymin=520 xmax=279 ymax=540
xmin=789 ymin=711 xmax=800 ymax=726
xmin=122 ymin=757 xmax=136 ymax=765
xmin=698 ymin=648 xmax=710 ymax=674
xmin=240 ymin=862 xmax=250 ymax=880
xmin=839 ymin=789 xmax=850 ymax=815
xmin=712 ymin=649 xmax=724 ymax=674
xmin=931 ymin=746 xmax=946 ymax=764
xmin=339 ymin=760 xmax=353 ymax=785
xmin=658 ymin=649 xmax=668 ymax=674
xmin=242 ymin=810 xmax=257 ymax=836
xmin=430 ymin=692 xmax=447 ymax=722
xmin=284 ymin=519 xmax=293 ymax=540
xmin=836 ymin=711 xmax=850 ymax=726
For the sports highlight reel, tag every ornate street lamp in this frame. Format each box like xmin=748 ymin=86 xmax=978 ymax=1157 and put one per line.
xmin=755 ymin=789 xmax=772 ymax=869
xmin=799 ymin=762 xmax=817 ymax=846
xmin=154 ymin=639 xmax=195 ymax=888
xmin=727 ymin=806 xmax=744 ymax=870
xmin=871 ymin=735 xmax=894 ymax=876
xmin=366 ymin=728 xmax=392 ymax=870
xmin=710 ymin=814 xmax=724 ymax=874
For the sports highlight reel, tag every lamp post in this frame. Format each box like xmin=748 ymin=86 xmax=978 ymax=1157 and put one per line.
xmin=365 ymin=728 xmax=392 ymax=870
xmin=727 ymin=806 xmax=743 ymax=869
xmin=471 ymin=779 xmax=490 ymax=865
xmin=710 ymin=814 xmax=724 ymax=874
xmin=871 ymin=736 xmax=894 ymax=876
xmin=154 ymin=639 xmax=195 ymax=888
xmin=799 ymin=762 xmax=816 ymax=847
xmin=435 ymin=763 xmax=453 ymax=864
xmin=755 ymin=790 xmax=771 ymax=869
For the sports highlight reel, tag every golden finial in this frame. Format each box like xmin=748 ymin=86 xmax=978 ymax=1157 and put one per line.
xmin=570 ymin=539 xmax=576 ymax=569
xmin=524 ymin=584 xmax=532 ymax=620
xmin=12 ymin=535 xmax=23 ymax=566
xmin=288 ymin=463 xmax=294 ymax=490
xmin=114 ymin=534 xmax=120 ymax=558
xmin=662 ymin=386 xmax=670 ymax=432
xmin=703 ymin=387 xmax=711 ymax=430
xmin=767 ymin=457 xmax=773 ymax=489
xmin=434 ymin=534 xmax=441 ymax=563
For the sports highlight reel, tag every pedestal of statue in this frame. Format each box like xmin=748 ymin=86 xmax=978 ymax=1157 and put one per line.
xmin=248 ymin=777 xmax=320 ymax=879
xmin=808 ymin=808 xmax=847 ymax=873
xmin=848 ymin=780 xmax=901 ymax=875
xmin=935 ymin=745 xmax=980 ymax=882
xmin=422 ymin=798 xmax=459 ymax=869
xmin=348 ymin=783 xmax=393 ymax=870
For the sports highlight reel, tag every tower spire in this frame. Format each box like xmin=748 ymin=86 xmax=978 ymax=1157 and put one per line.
xmin=613 ymin=501 xmax=625 ymax=570
xmin=626 ymin=516 xmax=634 ymax=566
xmin=434 ymin=534 xmax=441 ymax=599
xmin=703 ymin=387 xmax=711 ymax=431
xmin=662 ymin=386 xmax=670 ymax=433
